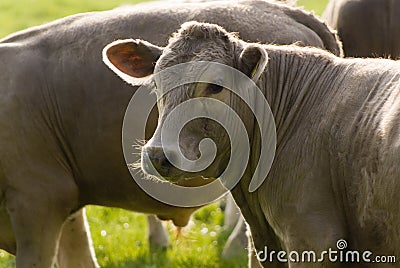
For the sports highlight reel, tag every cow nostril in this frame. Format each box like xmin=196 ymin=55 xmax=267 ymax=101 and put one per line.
xmin=159 ymin=156 xmax=172 ymax=169
xmin=145 ymin=146 xmax=174 ymax=176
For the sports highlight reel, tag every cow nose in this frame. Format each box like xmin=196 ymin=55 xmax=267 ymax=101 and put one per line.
xmin=142 ymin=146 xmax=173 ymax=177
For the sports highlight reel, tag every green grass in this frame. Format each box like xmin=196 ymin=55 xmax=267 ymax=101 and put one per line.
xmin=0 ymin=203 xmax=245 ymax=268
xmin=298 ymin=0 xmax=329 ymax=15
xmin=87 ymin=204 xmax=245 ymax=268
xmin=0 ymin=0 xmax=149 ymax=38
xmin=0 ymin=0 xmax=329 ymax=267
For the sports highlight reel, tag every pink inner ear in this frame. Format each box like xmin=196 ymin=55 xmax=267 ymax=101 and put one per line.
xmin=129 ymin=55 xmax=142 ymax=61
xmin=107 ymin=42 xmax=155 ymax=78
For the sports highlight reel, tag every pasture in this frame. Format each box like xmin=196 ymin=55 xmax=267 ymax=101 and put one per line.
xmin=0 ymin=0 xmax=328 ymax=267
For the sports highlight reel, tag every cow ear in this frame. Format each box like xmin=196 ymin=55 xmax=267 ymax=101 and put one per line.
xmin=238 ymin=44 xmax=268 ymax=82
xmin=103 ymin=39 xmax=163 ymax=79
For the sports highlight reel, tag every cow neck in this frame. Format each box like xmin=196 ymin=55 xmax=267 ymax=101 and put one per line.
xmin=260 ymin=47 xmax=341 ymax=146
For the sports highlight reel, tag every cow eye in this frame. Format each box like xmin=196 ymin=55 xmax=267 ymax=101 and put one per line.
xmin=206 ymin=83 xmax=223 ymax=94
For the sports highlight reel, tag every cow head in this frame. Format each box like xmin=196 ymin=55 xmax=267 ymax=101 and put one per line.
xmin=103 ymin=21 xmax=270 ymax=192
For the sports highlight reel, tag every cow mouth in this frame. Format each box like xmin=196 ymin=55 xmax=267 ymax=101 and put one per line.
xmin=175 ymin=176 xmax=217 ymax=187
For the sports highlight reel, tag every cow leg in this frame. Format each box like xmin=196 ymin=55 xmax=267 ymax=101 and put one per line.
xmin=8 ymin=195 xmax=68 ymax=267
xmin=248 ymin=232 xmax=263 ymax=268
xmin=281 ymin=214 xmax=346 ymax=268
xmin=5 ymin=169 xmax=78 ymax=268
xmin=147 ymin=215 xmax=170 ymax=250
xmin=222 ymin=193 xmax=248 ymax=258
xmin=224 ymin=193 xmax=241 ymax=228
xmin=222 ymin=216 xmax=247 ymax=258
xmin=57 ymin=208 xmax=99 ymax=268
xmin=0 ymin=200 xmax=16 ymax=255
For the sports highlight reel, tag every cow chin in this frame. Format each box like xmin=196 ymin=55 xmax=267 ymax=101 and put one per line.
xmin=157 ymin=214 xmax=190 ymax=227
xmin=156 ymin=207 xmax=198 ymax=227
xmin=154 ymin=172 xmax=217 ymax=187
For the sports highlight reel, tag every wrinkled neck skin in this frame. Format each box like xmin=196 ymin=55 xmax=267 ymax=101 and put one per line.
xmin=233 ymin=47 xmax=349 ymax=256
xmin=262 ymin=47 xmax=342 ymax=144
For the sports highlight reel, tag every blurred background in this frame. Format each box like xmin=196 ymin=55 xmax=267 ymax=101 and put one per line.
xmin=0 ymin=0 xmax=329 ymax=267
xmin=0 ymin=0 xmax=328 ymax=38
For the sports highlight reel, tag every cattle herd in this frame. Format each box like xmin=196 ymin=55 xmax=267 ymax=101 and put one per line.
xmin=0 ymin=0 xmax=399 ymax=267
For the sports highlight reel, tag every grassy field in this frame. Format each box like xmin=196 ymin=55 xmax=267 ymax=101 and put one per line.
xmin=0 ymin=0 xmax=328 ymax=267
xmin=85 ymin=203 xmax=245 ymax=268
xmin=297 ymin=0 xmax=329 ymax=15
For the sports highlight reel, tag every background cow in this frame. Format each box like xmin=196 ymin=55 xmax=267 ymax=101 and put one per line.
xmin=0 ymin=0 xmax=341 ymax=267
xmin=323 ymin=0 xmax=400 ymax=58
xmin=105 ymin=21 xmax=400 ymax=267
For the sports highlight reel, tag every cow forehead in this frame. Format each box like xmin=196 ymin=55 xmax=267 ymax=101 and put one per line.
xmin=158 ymin=47 xmax=234 ymax=71
xmin=157 ymin=33 xmax=238 ymax=69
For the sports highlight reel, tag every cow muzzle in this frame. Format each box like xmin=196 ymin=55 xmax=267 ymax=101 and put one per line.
xmin=142 ymin=144 xmax=218 ymax=188
xmin=141 ymin=146 xmax=176 ymax=179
